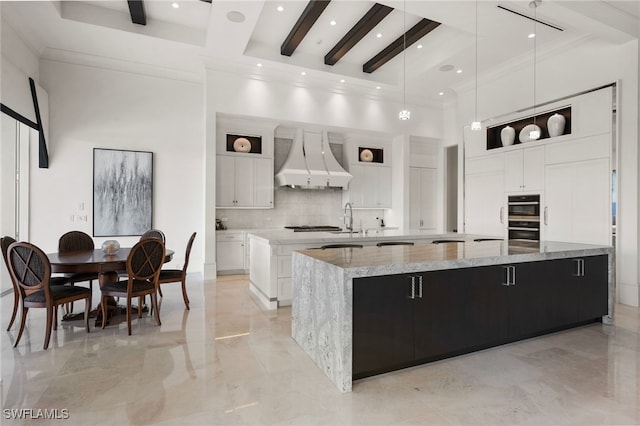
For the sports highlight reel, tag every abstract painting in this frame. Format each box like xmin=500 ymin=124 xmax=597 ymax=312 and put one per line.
xmin=93 ymin=148 xmax=153 ymax=237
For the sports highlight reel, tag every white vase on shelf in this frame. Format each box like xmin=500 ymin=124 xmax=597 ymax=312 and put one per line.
xmin=500 ymin=126 xmax=515 ymax=147
xmin=547 ymin=113 xmax=566 ymax=137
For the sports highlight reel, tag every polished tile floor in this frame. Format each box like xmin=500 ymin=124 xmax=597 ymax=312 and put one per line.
xmin=1 ymin=274 xmax=639 ymax=425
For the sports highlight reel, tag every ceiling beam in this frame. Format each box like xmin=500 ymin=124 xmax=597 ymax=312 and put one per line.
xmin=324 ymin=3 xmax=393 ymax=66
xmin=363 ymin=19 xmax=441 ymax=73
xmin=281 ymin=0 xmax=331 ymax=57
xmin=127 ymin=0 xmax=147 ymax=26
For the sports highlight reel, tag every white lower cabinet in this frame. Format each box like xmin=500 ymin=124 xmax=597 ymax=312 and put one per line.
xmin=410 ymin=167 xmax=437 ymax=230
xmin=544 ymin=158 xmax=611 ymax=245
xmin=216 ymin=231 xmax=247 ymax=272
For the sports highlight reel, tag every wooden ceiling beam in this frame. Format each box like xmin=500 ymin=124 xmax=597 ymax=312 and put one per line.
xmin=281 ymin=0 xmax=331 ymax=57
xmin=127 ymin=0 xmax=147 ymax=26
xmin=363 ymin=18 xmax=441 ymax=73
xmin=324 ymin=3 xmax=393 ymax=66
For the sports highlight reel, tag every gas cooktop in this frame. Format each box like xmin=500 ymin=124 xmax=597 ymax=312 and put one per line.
xmin=285 ymin=225 xmax=342 ymax=232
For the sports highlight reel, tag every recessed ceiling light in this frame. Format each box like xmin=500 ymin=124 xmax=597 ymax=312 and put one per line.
xmin=171 ymin=2 xmax=179 ymax=9
xmin=528 ymin=33 xmax=536 ymax=38
xmin=417 ymin=44 xmax=423 ymax=49
xmin=456 ymin=69 xmax=462 ymax=74
xmin=439 ymin=64 xmax=455 ymax=72
xmin=376 ymin=33 xmax=382 ymax=38
xmin=376 ymin=86 xmax=381 ymax=90
xmin=257 ymin=63 xmax=262 ymax=67
xmin=301 ymin=71 xmax=306 ymax=76
xmin=276 ymin=5 xmax=284 ymax=12
xmin=226 ymin=11 xmax=246 ymax=23
xmin=340 ymin=79 xmax=345 ymax=83
xmin=439 ymin=92 xmax=444 ymax=96
xmin=330 ymin=20 xmax=337 ymax=26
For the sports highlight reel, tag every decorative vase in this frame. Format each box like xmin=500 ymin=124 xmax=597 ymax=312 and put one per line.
xmin=102 ymin=240 xmax=120 ymax=255
xmin=547 ymin=113 xmax=566 ymax=137
xmin=500 ymin=126 xmax=515 ymax=147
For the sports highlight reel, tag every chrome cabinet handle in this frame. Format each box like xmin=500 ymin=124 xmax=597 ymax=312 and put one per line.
xmin=573 ymin=258 xmax=585 ymax=277
xmin=502 ymin=266 xmax=516 ymax=286
xmin=511 ymin=265 xmax=516 ymax=286
xmin=502 ymin=266 xmax=511 ymax=286
xmin=544 ymin=207 xmax=548 ymax=225
xmin=410 ymin=276 xmax=416 ymax=299
xmin=417 ymin=275 xmax=423 ymax=298
xmin=500 ymin=207 xmax=504 ymax=224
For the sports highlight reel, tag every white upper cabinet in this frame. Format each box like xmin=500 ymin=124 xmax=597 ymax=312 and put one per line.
xmin=410 ymin=167 xmax=437 ymax=230
xmin=346 ymin=163 xmax=391 ymax=208
xmin=464 ymin=152 xmax=506 ymax=237
xmin=216 ymin=156 xmax=274 ymax=208
xmin=504 ymin=146 xmax=544 ymax=193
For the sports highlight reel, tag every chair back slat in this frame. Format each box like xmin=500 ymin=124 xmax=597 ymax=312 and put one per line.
xmin=8 ymin=242 xmax=51 ymax=293
xmin=182 ymin=232 xmax=197 ymax=272
xmin=1 ymin=236 xmax=17 ymax=265
xmin=128 ymin=239 xmax=165 ymax=281
xmin=59 ymin=231 xmax=94 ymax=253
xmin=140 ymin=229 xmax=166 ymax=243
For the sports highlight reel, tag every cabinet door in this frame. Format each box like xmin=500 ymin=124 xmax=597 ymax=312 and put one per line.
xmin=465 ymin=265 xmax=509 ymax=348
xmin=253 ymin=158 xmax=274 ymax=208
xmin=544 ymin=163 xmax=573 ymax=242
xmin=414 ymin=269 xmax=467 ymax=359
xmin=465 ymin=171 xmax=505 ymax=236
xmin=576 ymin=255 xmax=609 ymax=321
xmin=419 ymin=168 xmax=437 ymax=229
xmin=361 ymin=166 xmax=378 ymax=207
xmin=234 ymin=157 xmax=254 ymax=207
xmin=216 ymin=157 xmax=237 ymax=207
xmin=409 ymin=168 xmax=421 ymax=229
xmin=347 ymin=164 xmax=366 ymax=207
xmin=522 ymin=146 xmax=544 ymax=191
xmin=504 ymin=150 xmax=524 ymax=193
xmin=376 ymin=166 xmax=392 ymax=208
xmin=216 ymin=241 xmax=245 ymax=271
xmin=540 ymin=258 xmax=579 ymax=328
xmin=353 ymin=274 xmax=415 ymax=378
xmin=572 ymin=159 xmax=610 ymax=245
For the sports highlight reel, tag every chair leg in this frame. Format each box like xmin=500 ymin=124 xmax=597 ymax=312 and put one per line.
xmin=13 ymin=306 xmax=28 ymax=348
xmin=126 ymin=297 xmax=132 ymax=335
xmin=181 ymin=279 xmax=190 ymax=310
xmin=53 ymin=305 xmax=58 ymax=331
xmin=7 ymin=291 xmax=19 ymax=331
xmin=84 ymin=296 xmax=91 ymax=333
xmin=151 ymin=293 xmax=161 ymax=326
xmin=138 ymin=296 xmax=142 ymax=319
xmin=44 ymin=306 xmax=54 ymax=350
xmin=101 ymin=296 xmax=108 ymax=329
xmin=158 ymin=285 xmax=163 ymax=297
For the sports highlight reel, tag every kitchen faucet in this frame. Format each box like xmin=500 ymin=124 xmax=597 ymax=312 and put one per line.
xmin=344 ymin=202 xmax=353 ymax=231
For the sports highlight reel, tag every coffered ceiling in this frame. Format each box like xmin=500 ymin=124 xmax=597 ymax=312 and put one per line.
xmin=2 ymin=1 xmax=638 ymax=106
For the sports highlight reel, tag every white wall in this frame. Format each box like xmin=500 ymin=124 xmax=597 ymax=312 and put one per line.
xmin=37 ymin=60 xmax=205 ymax=271
xmin=204 ymin=68 xmax=444 ymax=277
xmin=450 ymin=39 xmax=639 ymax=306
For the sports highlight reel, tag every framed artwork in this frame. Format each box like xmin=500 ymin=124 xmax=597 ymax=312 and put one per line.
xmin=93 ymin=148 xmax=153 ymax=237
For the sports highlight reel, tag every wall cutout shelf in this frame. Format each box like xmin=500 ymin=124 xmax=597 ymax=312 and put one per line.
xmin=226 ymin=134 xmax=263 ymax=154
xmin=358 ymin=147 xmax=384 ymax=163
xmin=486 ymin=106 xmax=572 ymax=150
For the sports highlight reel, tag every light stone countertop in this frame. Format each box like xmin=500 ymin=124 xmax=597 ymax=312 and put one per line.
xmin=247 ymin=229 xmax=465 ymax=245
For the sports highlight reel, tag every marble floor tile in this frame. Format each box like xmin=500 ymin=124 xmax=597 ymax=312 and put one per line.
xmin=2 ymin=274 xmax=639 ymax=425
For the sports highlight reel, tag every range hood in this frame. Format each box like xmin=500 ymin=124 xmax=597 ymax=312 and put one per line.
xmin=275 ymin=129 xmax=352 ymax=189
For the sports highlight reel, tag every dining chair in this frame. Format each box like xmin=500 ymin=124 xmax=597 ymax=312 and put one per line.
xmin=140 ymin=229 xmax=166 ymax=243
xmin=100 ymin=239 xmax=165 ymax=335
xmin=7 ymin=241 xmax=91 ymax=350
xmin=376 ymin=241 xmax=415 ymax=247
xmin=157 ymin=232 xmax=196 ymax=310
xmin=2 ymin=236 xmax=18 ymax=331
xmin=58 ymin=231 xmax=100 ymax=313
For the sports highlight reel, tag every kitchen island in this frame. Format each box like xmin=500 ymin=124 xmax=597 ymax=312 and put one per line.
xmin=291 ymin=240 xmax=614 ymax=392
xmin=248 ymin=229 xmax=470 ymax=309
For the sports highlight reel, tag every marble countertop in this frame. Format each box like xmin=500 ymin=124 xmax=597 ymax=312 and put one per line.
xmin=247 ymin=229 xmax=467 ymax=245
xmin=293 ymin=240 xmax=613 ymax=278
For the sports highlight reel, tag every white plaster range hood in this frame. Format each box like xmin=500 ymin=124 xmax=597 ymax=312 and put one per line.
xmin=275 ymin=129 xmax=352 ymax=189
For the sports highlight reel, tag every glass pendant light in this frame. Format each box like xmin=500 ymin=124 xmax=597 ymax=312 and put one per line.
xmin=529 ymin=0 xmax=541 ymax=140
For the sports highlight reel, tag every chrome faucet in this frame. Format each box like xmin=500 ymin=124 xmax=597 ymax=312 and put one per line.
xmin=344 ymin=202 xmax=353 ymax=231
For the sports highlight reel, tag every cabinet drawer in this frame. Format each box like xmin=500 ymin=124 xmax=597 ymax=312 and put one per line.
xmin=277 ymin=256 xmax=292 ymax=278
xmin=217 ymin=232 xmax=245 ymax=242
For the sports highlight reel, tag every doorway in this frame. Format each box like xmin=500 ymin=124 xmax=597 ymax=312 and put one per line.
xmin=445 ymin=145 xmax=458 ymax=232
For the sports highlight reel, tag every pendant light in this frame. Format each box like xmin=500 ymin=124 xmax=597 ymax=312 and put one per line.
xmin=529 ymin=0 xmax=541 ymax=140
xmin=470 ymin=0 xmax=481 ymax=131
xmin=398 ymin=0 xmax=410 ymax=120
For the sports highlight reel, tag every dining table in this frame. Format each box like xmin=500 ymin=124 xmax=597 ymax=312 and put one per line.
xmin=47 ymin=247 xmax=174 ymax=325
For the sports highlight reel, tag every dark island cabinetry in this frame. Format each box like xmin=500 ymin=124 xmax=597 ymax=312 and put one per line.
xmin=353 ymin=255 xmax=608 ymax=379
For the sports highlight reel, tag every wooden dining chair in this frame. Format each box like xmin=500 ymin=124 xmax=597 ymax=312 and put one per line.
xmin=7 ymin=241 xmax=91 ymax=350
xmin=100 ymin=239 xmax=165 ymax=335
xmin=58 ymin=231 xmax=100 ymax=313
xmin=2 ymin=236 xmax=18 ymax=331
xmin=157 ymin=232 xmax=196 ymax=310
xmin=140 ymin=229 xmax=166 ymax=243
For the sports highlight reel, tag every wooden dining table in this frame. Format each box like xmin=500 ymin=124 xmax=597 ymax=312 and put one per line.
xmin=47 ymin=247 xmax=174 ymax=325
